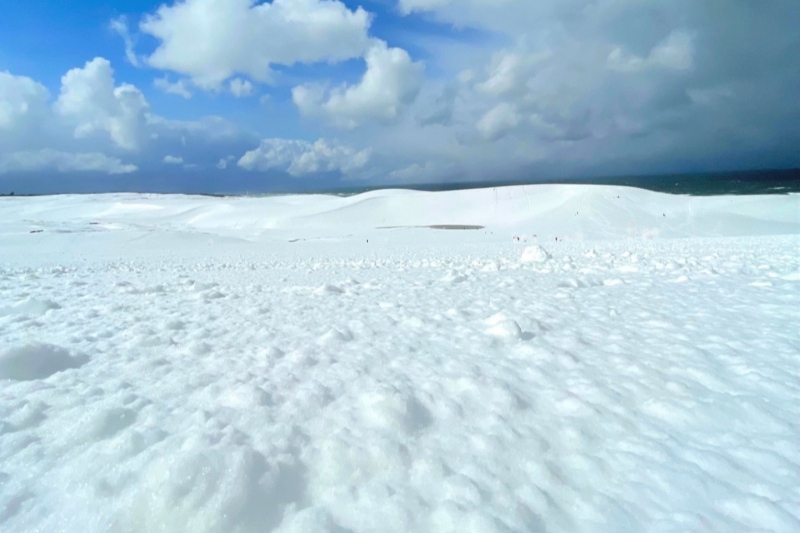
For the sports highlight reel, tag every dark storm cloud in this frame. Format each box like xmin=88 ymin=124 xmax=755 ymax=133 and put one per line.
xmin=398 ymin=0 xmax=800 ymax=178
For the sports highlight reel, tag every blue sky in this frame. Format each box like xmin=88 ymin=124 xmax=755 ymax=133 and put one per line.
xmin=1 ymin=0 xmax=798 ymax=194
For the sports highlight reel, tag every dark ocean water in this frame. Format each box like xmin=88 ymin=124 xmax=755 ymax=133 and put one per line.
xmin=316 ymin=168 xmax=800 ymax=198
xmin=2 ymin=168 xmax=797 ymax=198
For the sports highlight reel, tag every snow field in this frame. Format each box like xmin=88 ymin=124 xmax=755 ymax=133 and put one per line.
xmin=0 ymin=186 xmax=799 ymax=532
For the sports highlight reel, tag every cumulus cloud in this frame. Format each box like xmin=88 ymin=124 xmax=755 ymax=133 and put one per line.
xmin=55 ymin=58 xmax=149 ymax=151
xmin=238 ymin=138 xmax=371 ymax=176
xmin=3 ymin=1 xmax=799 ymax=186
xmin=0 ymin=72 xmax=50 ymax=131
xmin=476 ymin=103 xmax=520 ymax=140
xmin=0 ymin=62 xmax=143 ymax=176
xmin=386 ymin=161 xmax=453 ymax=183
xmin=0 ymin=58 xmax=258 ymax=182
xmin=399 ymin=0 xmax=594 ymax=35
xmin=416 ymin=85 xmax=456 ymax=127
xmin=382 ymin=0 xmax=799 ymax=175
xmin=608 ymin=31 xmax=694 ymax=73
xmin=229 ymin=78 xmax=254 ymax=97
xmin=154 ymin=77 xmax=193 ymax=99
xmin=147 ymin=115 xmax=242 ymax=143
xmin=476 ymin=50 xmax=551 ymax=97
xmin=459 ymin=32 xmax=695 ymax=145
xmin=216 ymin=155 xmax=237 ymax=169
xmin=293 ymin=40 xmax=423 ymax=128
xmin=0 ymin=149 xmax=137 ymax=174
xmin=163 ymin=155 xmax=184 ymax=164
xmin=140 ymin=0 xmax=372 ymax=89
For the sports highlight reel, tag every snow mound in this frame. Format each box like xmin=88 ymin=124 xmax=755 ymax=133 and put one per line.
xmin=0 ymin=297 xmax=61 ymax=316
xmin=280 ymin=507 xmax=339 ymax=533
xmin=486 ymin=319 xmax=523 ymax=338
xmin=0 ymin=343 xmax=86 ymax=381
xmin=318 ymin=327 xmax=353 ymax=344
xmin=441 ymin=270 xmax=467 ymax=284
xmin=520 ymin=245 xmax=551 ymax=264
xmin=358 ymin=387 xmax=432 ymax=434
xmin=314 ymin=284 xmax=344 ymax=295
xmin=124 ymin=445 xmax=275 ymax=533
xmin=485 ymin=313 xmax=524 ymax=339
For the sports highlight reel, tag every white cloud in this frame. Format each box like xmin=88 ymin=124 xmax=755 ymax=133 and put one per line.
xmin=476 ymin=52 xmax=525 ymax=97
xmin=238 ymin=138 xmax=370 ymax=176
xmin=0 ymin=149 xmax=137 ymax=174
xmin=0 ymin=72 xmax=49 ymax=130
xmin=649 ymin=31 xmax=695 ymax=71
xmin=55 ymin=58 xmax=149 ymax=150
xmin=154 ymin=77 xmax=193 ymax=99
xmin=146 ymin=115 xmax=244 ymax=144
xmin=293 ymin=40 xmax=423 ymax=128
xmin=477 ymin=102 xmax=520 ymax=140
xmin=416 ymin=86 xmax=456 ymax=127
xmin=163 ymin=155 xmax=184 ymax=164
xmin=397 ymin=1 xmax=628 ymax=37
xmin=140 ymin=0 xmax=372 ymax=89
xmin=687 ymin=86 xmax=734 ymax=106
xmin=0 ymin=57 xmax=260 ymax=179
xmin=216 ymin=158 xmax=228 ymax=169
xmin=229 ymin=78 xmax=253 ymax=97
xmin=398 ymin=0 xmax=452 ymax=15
xmin=477 ymin=50 xmax=550 ymax=97
xmin=109 ymin=16 xmax=139 ymax=67
xmin=2 ymin=2 xmax=797 ymax=185
xmin=386 ymin=161 xmax=450 ymax=183
xmin=608 ymin=30 xmax=694 ymax=73
xmin=381 ymin=1 xmax=715 ymax=176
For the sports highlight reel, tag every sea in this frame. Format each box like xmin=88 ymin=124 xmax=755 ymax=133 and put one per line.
xmin=2 ymin=168 xmax=798 ymax=198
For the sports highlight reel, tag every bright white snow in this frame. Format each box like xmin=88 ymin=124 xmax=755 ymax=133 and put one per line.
xmin=0 ymin=185 xmax=798 ymax=532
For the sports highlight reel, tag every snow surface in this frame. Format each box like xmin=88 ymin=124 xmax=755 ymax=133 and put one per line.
xmin=0 ymin=185 xmax=799 ymax=532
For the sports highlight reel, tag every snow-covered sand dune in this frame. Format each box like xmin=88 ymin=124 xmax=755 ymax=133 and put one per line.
xmin=1 ymin=184 xmax=798 ymax=243
xmin=1 ymin=186 xmax=799 ymax=532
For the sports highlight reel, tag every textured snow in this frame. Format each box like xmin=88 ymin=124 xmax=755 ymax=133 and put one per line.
xmin=0 ymin=344 xmax=86 ymax=381
xmin=520 ymin=245 xmax=552 ymax=264
xmin=0 ymin=186 xmax=799 ymax=532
